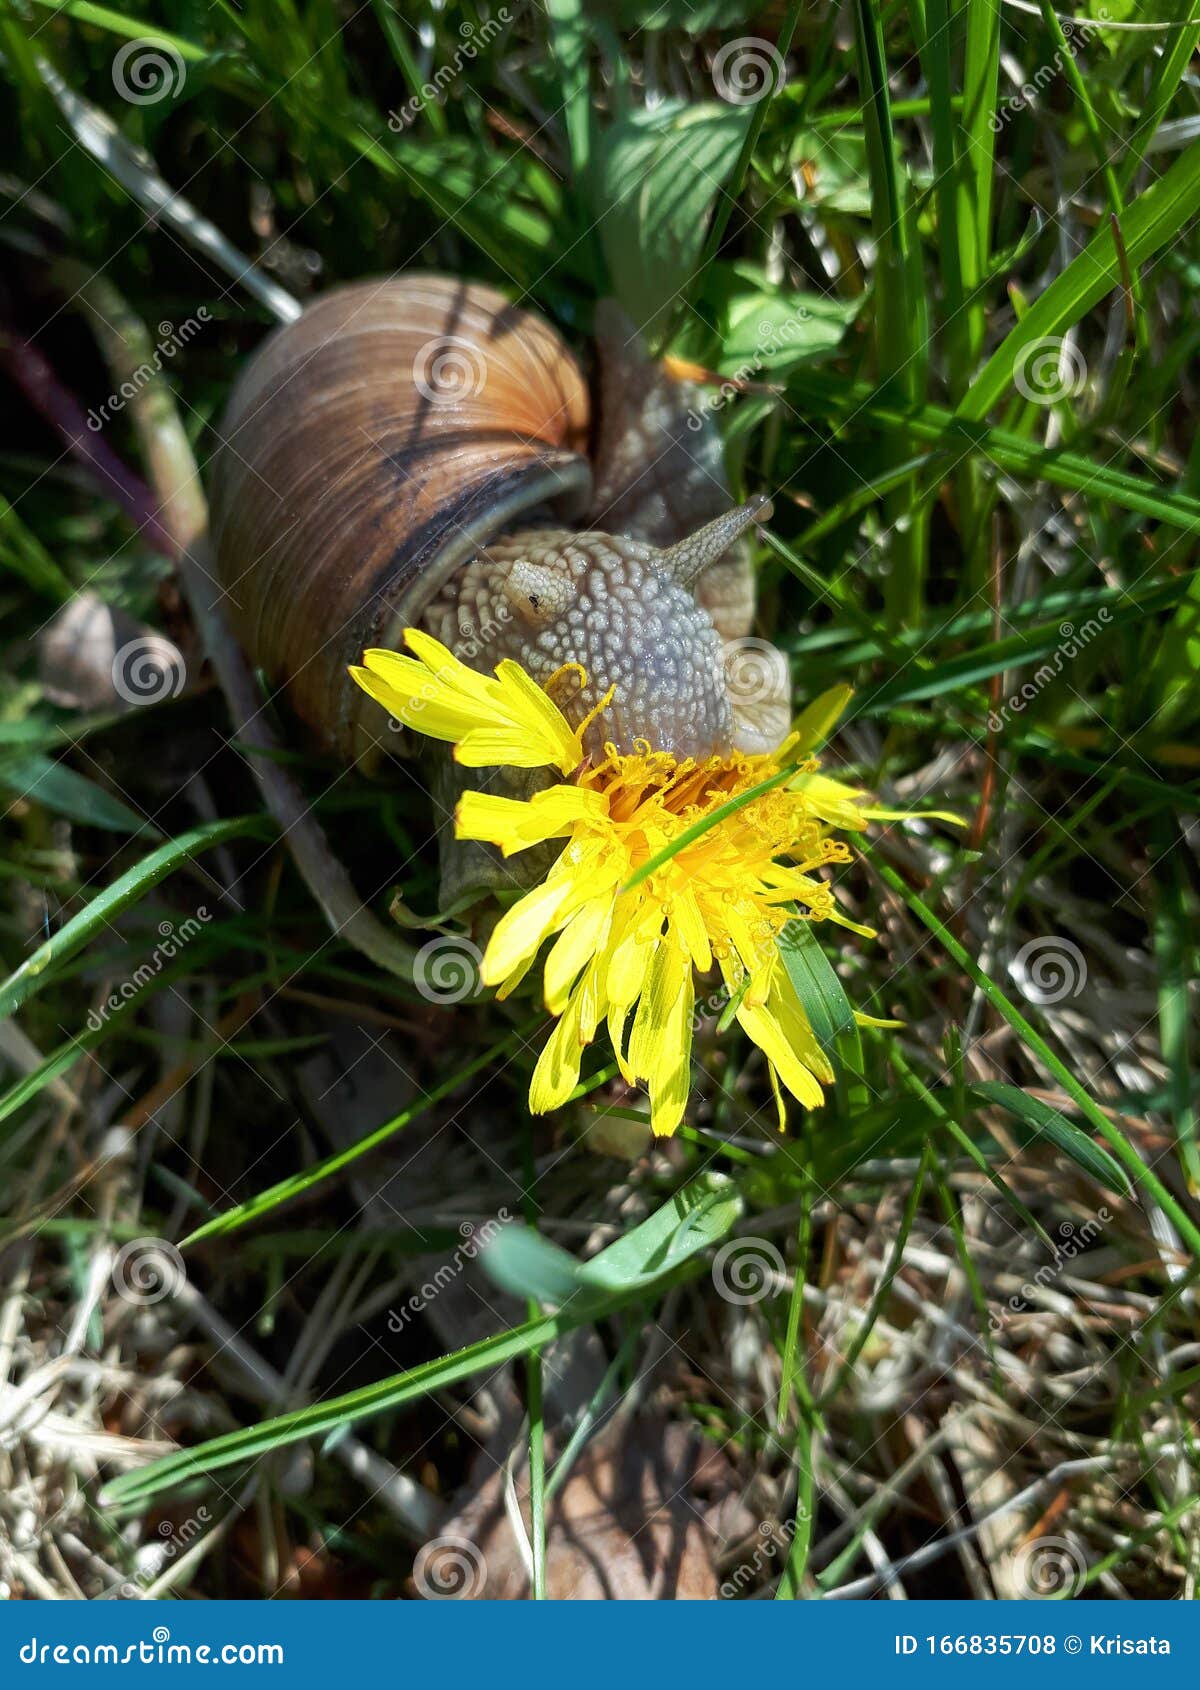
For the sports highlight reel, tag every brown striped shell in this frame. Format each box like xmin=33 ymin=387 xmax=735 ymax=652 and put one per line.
xmin=209 ymin=276 xmax=591 ymax=763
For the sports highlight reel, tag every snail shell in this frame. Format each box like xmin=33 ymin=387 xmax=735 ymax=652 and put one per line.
xmin=210 ymin=276 xmax=591 ymax=764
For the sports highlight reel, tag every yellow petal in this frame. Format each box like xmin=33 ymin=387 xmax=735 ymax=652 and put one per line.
xmin=668 ymin=887 xmax=712 ymax=974
xmin=457 ymin=786 xmax=604 ymax=854
xmin=735 ymin=979 xmax=827 ymax=1110
xmin=648 ymin=957 xmax=694 ymax=1137
xmin=480 ymin=876 xmax=573 ymax=986
xmin=528 ymin=977 xmax=594 ymax=1113
xmin=494 ymin=660 xmax=584 ymax=775
xmin=349 ymin=632 xmax=583 ymax=774
xmin=544 ymin=898 xmax=612 ymax=1014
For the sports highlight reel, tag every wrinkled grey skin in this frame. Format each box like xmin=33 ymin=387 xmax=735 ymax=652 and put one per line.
xmin=427 ymin=529 xmax=753 ymax=763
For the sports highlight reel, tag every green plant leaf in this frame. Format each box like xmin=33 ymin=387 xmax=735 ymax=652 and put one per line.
xmin=0 ymin=753 xmax=152 ymax=837
xmin=972 ymin=1081 xmax=1133 ymax=1196
xmin=960 ymin=140 xmax=1200 ymax=420
xmin=594 ymin=102 xmax=749 ymax=336
xmin=481 ymin=1171 xmax=742 ymax=1301
xmin=777 ymin=919 xmax=856 ymax=1050
xmin=101 ymin=1255 xmax=708 ymax=1512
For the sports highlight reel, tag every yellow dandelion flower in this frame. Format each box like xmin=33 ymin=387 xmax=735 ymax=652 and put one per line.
xmin=352 ymin=633 xmax=958 ymax=1137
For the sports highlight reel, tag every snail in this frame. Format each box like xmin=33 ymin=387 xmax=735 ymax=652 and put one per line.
xmin=209 ymin=275 xmax=788 ymax=902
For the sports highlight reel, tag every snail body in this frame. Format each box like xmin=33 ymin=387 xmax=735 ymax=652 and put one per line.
xmin=210 ymin=274 xmax=787 ymax=775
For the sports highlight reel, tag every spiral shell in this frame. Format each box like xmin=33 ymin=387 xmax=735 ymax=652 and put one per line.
xmin=210 ymin=276 xmax=591 ymax=763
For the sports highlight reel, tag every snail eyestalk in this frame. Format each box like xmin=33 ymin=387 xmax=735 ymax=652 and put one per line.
xmin=658 ymin=495 xmax=774 ymax=588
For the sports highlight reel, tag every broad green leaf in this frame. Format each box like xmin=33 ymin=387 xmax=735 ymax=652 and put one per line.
xmin=479 ymin=1228 xmax=583 ymax=1304
xmin=594 ymin=102 xmax=749 ymax=336
xmin=0 ymin=753 xmax=152 ymax=836
xmin=718 ymin=287 xmax=858 ymax=374
xmin=777 ymin=920 xmax=856 ymax=1050
xmin=481 ymin=1172 xmax=742 ymax=1302
xmin=577 ymin=1171 xmax=741 ymax=1290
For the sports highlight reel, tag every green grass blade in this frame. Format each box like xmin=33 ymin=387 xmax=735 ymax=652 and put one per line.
xmin=181 ymin=1022 xmax=538 ymax=1246
xmin=865 ymin=847 xmax=1200 ymax=1260
xmin=959 ymin=141 xmax=1200 ymax=421
xmin=0 ymin=816 xmax=271 ymax=1021
xmin=101 ymin=1260 xmax=707 ymax=1512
